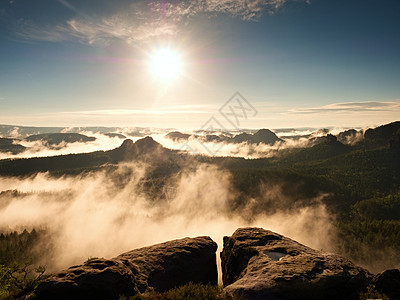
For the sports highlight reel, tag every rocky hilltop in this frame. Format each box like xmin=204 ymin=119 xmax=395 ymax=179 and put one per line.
xmin=34 ymin=228 xmax=400 ymax=299
xmin=221 ymin=228 xmax=371 ymax=300
xmin=35 ymin=236 xmax=217 ymax=299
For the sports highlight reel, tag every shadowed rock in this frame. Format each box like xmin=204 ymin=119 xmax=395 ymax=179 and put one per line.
xmin=371 ymin=269 xmax=400 ymax=299
xmin=34 ymin=258 xmax=138 ymax=300
xmin=117 ymin=236 xmax=218 ymax=294
xmin=221 ymin=228 xmax=372 ymax=300
xmin=35 ymin=236 xmax=217 ymax=300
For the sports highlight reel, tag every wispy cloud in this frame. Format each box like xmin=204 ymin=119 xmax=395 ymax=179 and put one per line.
xmin=289 ymin=101 xmax=400 ymax=114
xmin=63 ymin=0 xmax=302 ymax=46
xmin=65 ymin=16 xmax=176 ymax=46
xmin=8 ymin=0 xmax=309 ymax=45
xmin=204 ymin=0 xmax=287 ymax=19
xmin=63 ymin=105 xmax=213 ymax=116
xmin=154 ymin=0 xmax=288 ymax=21
xmin=12 ymin=19 xmax=69 ymax=42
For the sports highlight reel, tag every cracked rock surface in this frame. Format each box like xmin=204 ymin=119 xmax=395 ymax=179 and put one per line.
xmin=35 ymin=236 xmax=217 ymax=300
xmin=221 ymin=227 xmax=372 ymax=300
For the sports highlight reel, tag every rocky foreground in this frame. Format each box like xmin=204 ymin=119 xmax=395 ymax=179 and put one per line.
xmin=222 ymin=228 xmax=369 ymax=300
xmin=35 ymin=228 xmax=400 ymax=299
xmin=35 ymin=236 xmax=217 ymax=299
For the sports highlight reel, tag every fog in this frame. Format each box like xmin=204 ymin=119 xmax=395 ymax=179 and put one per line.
xmin=0 ymin=133 xmax=308 ymax=160
xmin=0 ymin=132 xmax=135 ymax=160
xmin=0 ymin=163 xmax=335 ymax=282
xmin=0 ymin=124 xmax=367 ymax=161
xmin=154 ymin=134 xmax=322 ymax=158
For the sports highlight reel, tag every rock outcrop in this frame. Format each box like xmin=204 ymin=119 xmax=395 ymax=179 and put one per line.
xmin=221 ymin=228 xmax=372 ymax=300
xmin=116 ymin=236 xmax=218 ymax=293
xmin=34 ymin=228 xmax=399 ymax=300
xmin=34 ymin=258 xmax=138 ymax=300
xmin=35 ymin=236 xmax=217 ymax=300
xmin=337 ymin=129 xmax=359 ymax=144
xmin=110 ymin=137 xmax=172 ymax=162
xmin=371 ymin=269 xmax=400 ymax=300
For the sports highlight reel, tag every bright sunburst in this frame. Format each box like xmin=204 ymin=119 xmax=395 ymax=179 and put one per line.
xmin=149 ymin=48 xmax=183 ymax=82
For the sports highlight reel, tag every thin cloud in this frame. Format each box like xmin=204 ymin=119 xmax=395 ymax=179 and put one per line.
xmin=63 ymin=0 xmax=292 ymax=45
xmin=62 ymin=105 xmax=213 ymax=116
xmin=65 ymin=14 xmax=177 ymax=46
xmin=204 ymin=0 xmax=286 ymax=19
xmin=11 ymin=19 xmax=69 ymax=43
xmin=289 ymin=101 xmax=400 ymax=114
xmin=8 ymin=0 xmax=309 ymax=45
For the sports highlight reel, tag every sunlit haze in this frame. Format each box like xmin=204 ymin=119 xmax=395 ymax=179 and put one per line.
xmin=1 ymin=2 xmax=400 ymax=297
xmin=0 ymin=0 xmax=399 ymax=129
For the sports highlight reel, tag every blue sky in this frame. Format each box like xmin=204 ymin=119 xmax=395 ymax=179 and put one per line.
xmin=0 ymin=0 xmax=399 ymax=129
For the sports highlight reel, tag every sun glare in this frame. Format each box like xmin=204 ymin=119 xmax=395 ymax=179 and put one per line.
xmin=149 ymin=48 xmax=183 ymax=82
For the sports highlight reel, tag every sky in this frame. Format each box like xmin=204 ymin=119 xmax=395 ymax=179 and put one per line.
xmin=0 ymin=0 xmax=399 ymax=129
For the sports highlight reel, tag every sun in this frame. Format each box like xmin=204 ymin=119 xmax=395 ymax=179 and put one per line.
xmin=149 ymin=48 xmax=183 ymax=82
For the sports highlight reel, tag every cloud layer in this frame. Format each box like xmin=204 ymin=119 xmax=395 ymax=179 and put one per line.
xmin=289 ymin=101 xmax=400 ymax=114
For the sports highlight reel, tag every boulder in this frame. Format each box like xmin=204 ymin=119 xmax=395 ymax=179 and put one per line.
xmin=117 ymin=236 xmax=218 ymax=294
xmin=221 ymin=228 xmax=372 ymax=300
xmin=34 ymin=258 xmax=138 ymax=300
xmin=35 ymin=236 xmax=217 ymax=300
xmin=371 ymin=269 xmax=400 ymax=299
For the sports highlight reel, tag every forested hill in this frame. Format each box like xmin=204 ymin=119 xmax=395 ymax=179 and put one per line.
xmin=1 ymin=122 xmax=400 ymax=274
xmin=0 ymin=123 xmax=399 ymax=200
xmin=0 ymin=137 xmax=178 ymax=176
xmin=0 ymin=122 xmax=399 ymax=212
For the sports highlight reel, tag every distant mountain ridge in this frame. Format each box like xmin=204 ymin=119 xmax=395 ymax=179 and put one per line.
xmin=0 ymin=138 xmax=26 ymax=154
xmin=0 ymin=137 xmax=175 ymax=176
xmin=0 ymin=125 xmax=141 ymax=139
xmin=1 ymin=121 xmax=399 ymax=160
xmin=165 ymin=128 xmax=283 ymax=145
xmin=364 ymin=121 xmax=400 ymax=147
xmin=1 ymin=121 xmax=399 ymax=177
xmin=25 ymin=133 xmax=96 ymax=146
xmin=282 ymin=134 xmax=352 ymax=163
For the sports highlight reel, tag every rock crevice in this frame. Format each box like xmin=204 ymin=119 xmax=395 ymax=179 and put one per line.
xmin=221 ymin=227 xmax=372 ymax=300
xmin=34 ymin=228 xmax=400 ymax=300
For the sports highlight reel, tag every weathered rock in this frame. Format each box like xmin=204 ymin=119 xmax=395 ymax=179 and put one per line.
xmin=221 ymin=228 xmax=372 ymax=300
xmin=117 ymin=236 xmax=218 ymax=294
xmin=35 ymin=236 xmax=217 ymax=300
xmin=34 ymin=258 xmax=138 ymax=300
xmin=371 ymin=269 xmax=400 ymax=299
